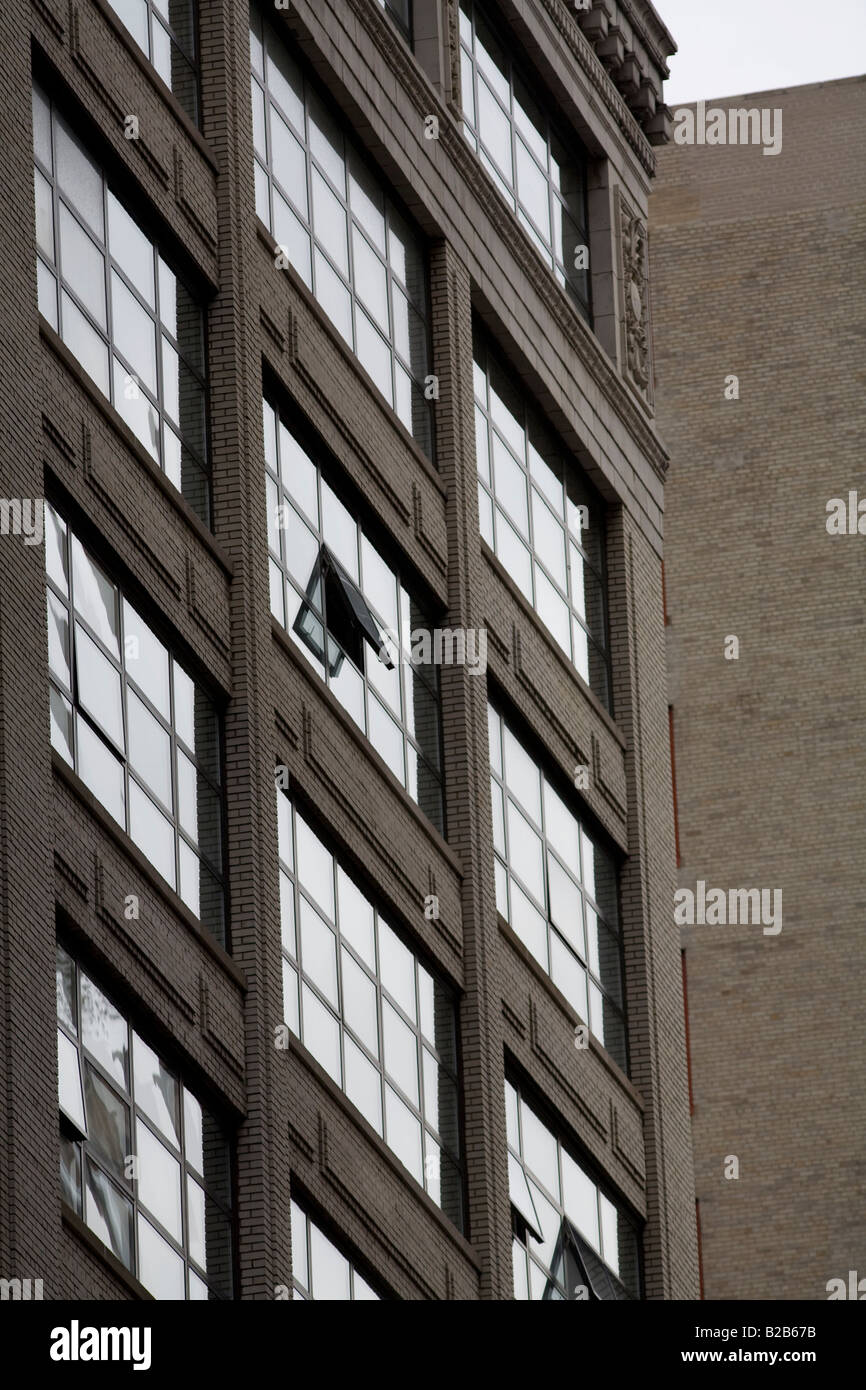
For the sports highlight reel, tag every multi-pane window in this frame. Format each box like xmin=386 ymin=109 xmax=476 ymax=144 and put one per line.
xmin=474 ymin=332 xmax=611 ymax=709
xmin=507 ymin=1078 xmax=640 ymax=1299
xmin=277 ymin=789 xmax=464 ymax=1229
xmin=489 ymin=706 xmax=626 ymax=1070
xmin=250 ymin=9 xmax=435 ymax=458
xmin=105 ymin=0 xmax=199 ymax=125
xmin=290 ymin=1200 xmax=380 ymax=1300
xmin=33 ymin=86 xmax=211 ymax=523
xmin=376 ymin=0 xmax=411 ymax=43
xmin=265 ymin=401 xmax=444 ymax=832
xmin=458 ymin=0 xmax=591 ymax=322
xmin=57 ymin=945 xmax=233 ymax=1299
xmin=45 ymin=505 xmax=226 ymax=945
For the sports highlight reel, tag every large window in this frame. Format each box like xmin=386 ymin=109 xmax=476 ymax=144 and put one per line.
xmin=277 ymin=789 xmax=464 ymax=1230
xmin=507 ymin=1078 xmax=640 ymax=1299
xmin=489 ymin=706 xmax=626 ymax=1070
xmin=458 ymin=0 xmax=591 ymax=322
xmin=250 ymin=9 xmax=435 ymax=458
xmin=474 ymin=332 xmax=611 ymax=709
xmin=45 ymin=505 xmax=226 ymax=945
xmin=33 ymin=86 xmax=211 ymax=522
xmin=265 ymin=401 xmax=444 ymax=832
xmin=105 ymin=0 xmax=199 ymax=124
xmin=290 ymin=1200 xmax=380 ymax=1300
xmin=57 ymin=945 xmax=233 ymax=1299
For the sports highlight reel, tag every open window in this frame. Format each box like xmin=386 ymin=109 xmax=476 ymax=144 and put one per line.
xmin=546 ymin=1220 xmax=634 ymax=1301
xmin=294 ymin=545 xmax=395 ymax=678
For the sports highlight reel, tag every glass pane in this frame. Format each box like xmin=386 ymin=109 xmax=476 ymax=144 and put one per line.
xmin=265 ymin=27 xmax=305 ymax=132
xmin=355 ymin=306 xmax=393 ymax=405
xmin=133 ymin=1031 xmax=180 ymax=1146
xmin=295 ymin=814 xmax=334 ymax=918
xmin=385 ymin=1085 xmax=423 ymax=1185
xmin=61 ymin=291 xmax=110 ymax=396
xmin=509 ymin=879 xmax=548 ymax=969
xmin=136 ymin=1117 xmax=182 ymax=1242
xmin=495 ymin=509 xmax=532 ymax=600
xmin=320 ymin=481 xmax=358 ymax=580
xmin=112 ymin=0 xmax=148 ymax=51
xmin=59 ymin=204 xmax=106 ymax=328
xmin=351 ymin=226 xmax=388 ymax=333
xmin=33 ymin=85 xmax=52 ymax=168
xmin=86 ymin=1164 xmax=133 ymax=1268
xmin=279 ymin=423 xmax=319 ymax=525
xmin=550 ymin=933 xmax=588 ymax=1021
xmin=310 ymin=1221 xmax=351 ymax=1300
xmin=80 ymin=974 xmax=128 ymax=1086
xmin=336 ymin=868 xmax=375 ymax=970
xmin=308 ymin=88 xmax=346 ymax=194
xmin=548 ymin=856 xmax=584 ymax=956
xmin=76 ymin=626 xmax=123 ymax=746
xmin=45 ymin=503 xmax=69 ymax=593
xmin=535 ymin=566 xmax=570 ymax=653
xmin=113 ymin=357 xmax=160 ymax=461
xmin=382 ymin=999 xmax=419 ymax=1106
xmin=56 ymin=948 xmax=77 ymax=1030
xmin=172 ymin=662 xmax=195 ymax=749
xmin=107 ymin=191 xmax=154 ymax=306
xmin=344 ymin=1033 xmax=383 ymax=1134
xmin=54 ymin=115 xmax=104 ymax=237
xmin=183 ymin=1088 xmax=204 ymax=1175
xmin=378 ymin=921 xmax=416 ymax=1021
xmin=122 ymin=600 xmax=170 ymax=718
xmin=290 ymin=1200 xmax=308 ymax=1290
xmin=271 ymin=108 xmax=308 ymax=218
xmin=111 ymin=271 xmax=157 ymax=394
xmin=562 ymin=1150 xmax=600 ymax=1252
xmin=543 ymin=781 xmax=580 ymax=876
xmin=129 ymin=780 xmax=176 ymax=888
xmin=60 ymin=1133 xmax=82 ymax=1213
xmin=137 ymin=1213 xmax=185 ymax=1299
xmin=298 ymin=895 xmax=339 ymax=1008
xmin=516 ymin=138 xmax=551 ymax=244
xmin=341 ymin=948 xmax=378 ymax=1056
xmin=127 ymin=691 xmax=172 ymax=807
xmin=506 ymin=799 xmax=544 ymax=902
xmin=301 ymin=984 xmax=341 ymax=1085
xmin=84 ymin=1062 xmax=129 ymax=1176
xmin=58 ymin=1029 xmax=87 ymax=1132
xmin=47 ymin=589 xmax=71 ymax=688
xmin=313 ymin=248 xmax=352 ymax=344
xmin=75 ymin=714 xmax=124 ymax=824
xmin=369 ymin=695 xmax=404 ymax=784
xmin=282 ymin=958 xmax=300 ymax=1035
xmin=187 ymin=1173 xmax=206 ymax=1269
xmin=348 ymin=149 xmax=386 ymax=253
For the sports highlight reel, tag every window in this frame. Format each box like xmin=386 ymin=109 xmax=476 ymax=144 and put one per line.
xmin=105 ymin=0 xmax=199 ymax=125
xmin=45 ymin=505 xmax=226 ymax=945
xmin=57 ymin=945 xmax=233 ymax=1299
xmin=474 ymin=331 xmax=611 ymax=709
xmin=277 ymin=789 xmax=464 ymax=1229
xmin=249 ymin=9 xmax=435 ymax=458
xmin=507 ymin=1078 xmax=640 ymax=1299
xmin=489 ymin=706 xmax=626 ymax=1070
xmin=265 ymin=401 xmax=444 ymax=832
xmin=32 ymin=85 xmax=210 ymax=522
xmin=458 ymin=0 xmax=591 ymax=322
xmin=376 ymin=0 xmax=412 ymax=43
xmin=290 ymin=1200 xmax=380 ymax=1300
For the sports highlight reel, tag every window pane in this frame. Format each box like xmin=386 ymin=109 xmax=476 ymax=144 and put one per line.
xmin=58 ymin=1029 xmax=87 ymax=1132
xmin=384 ymin=1084 xmax=423 ymax=1185
xmin=122 ymin=600 xmax=170 ymax=718
xmin=382 ymin=999 xmax=419 ymax=1106
xmin=295 ymin=814 xmax=335 ymax=917
xmin=127 ymin=690 xmax=172 ymax=807
xmin=76 ymin=714 xmax=125 ymax=825
xmin=58 ymin=204 xmax=106 ymax=328
xmin=86 ymin=1164 xmax=133 ymax=1268
xmin=61 ymin=291 xmax=110 ymax=396
xmin=111 ymin=271 xmax=157 ymax=394
xmin=107 ymin=191 xmax=154 ymax=306
xmin=129 ymin=780 xmax=177 ymax=888
xmin=54 ymin=115 xmax=104 ymax=237
xmin=136 ymin=1118 xmax=182 ymax=1242
xmin=336 ymin=868 xmax=375 ymax=970
xmin=137 ymin=1212 xmax=185 ymax=1299
xmin=341 ymin=948 xmax=378 ymax=1056
xmin=503 ymin=726 xmax=541 ymax=822
xmin=133 ymin=1032 xmax=180 ymax=1147
xmin=298 ymin=895 xmax=339 ymax=1008
xmin=310 ymin=1221 xmax=351 ymax=1299
xmin=344 ymin=1033 xmax=383 ymax=1134
xmin=301 ymin=984 xmax=341 ymax=1085
xmin=84 ymin=1063 xmax=129 ymax=1176
xmin=378 ymin=922 xmax=416 ymax=1021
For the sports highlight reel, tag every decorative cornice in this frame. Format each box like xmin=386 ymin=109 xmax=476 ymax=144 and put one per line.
xmin=538 ymin=0 xmax=657 ymax=176
xmin=344 ymin=0 xmax=670 ymax=482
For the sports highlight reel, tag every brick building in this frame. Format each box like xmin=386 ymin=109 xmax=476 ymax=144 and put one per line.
xmin=0 ymin=0 xmax=699 ymax=1300
xmin=651 ymin=76 xmax=866 ymax=1300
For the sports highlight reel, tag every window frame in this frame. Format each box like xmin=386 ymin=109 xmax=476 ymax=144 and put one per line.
xmin=506 ymin=1076 xmax=641 ymax=1300
xmin=33 ymin=84 xmax=212 ymax=524
xmin=264 ymin=399 xmax=446 ymax=832
xmin=489 ymin=704 xmax=628 ymax=1072
xmin=473 ymin=330 xmax=612 ymax=710
xmin=458 ymin=0 xmax=593 ymax=323
xmin=45 ymin=504 xmax=227 ymax=945
xmin=57 ymin=943 xmax=234 ymax=1300
xmin=250 ymin=7 xmax=436 ymax=460
xmin=290 ymin=1196 xmax=382 ymax=1300
xmin=277 ymin=787 xmax=465 ymax=1231
xmin=104 ymin=0 xmax=201 ymax=126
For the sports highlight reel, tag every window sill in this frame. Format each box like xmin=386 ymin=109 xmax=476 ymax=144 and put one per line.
xmin=286 ymin=1032 xmax=481 ymax=1272
xmin=481 ymin=538 xmax=625 ymax=749
xmin=39 ymin=316 xmax=233 ymax=580
xmin=62 ymin=1202 xmax=154 ymax=1300
xmin=51 ymin=750 xmax=245 ymax=992
xmin=497 ymin=912 xmax=642 ymax=1108
xmin=90 ymin=0 xmax=218 ymax=174
xmin=255 ymin=221 xmax=447 ymax=501
xmin=271 ymin=615 xmax=462 ymax=880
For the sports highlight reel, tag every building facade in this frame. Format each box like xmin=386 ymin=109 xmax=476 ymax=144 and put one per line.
xmin=651 ymin=76 xmax=866 ymax=1300
xmin=0 ymin=0 xmax=698 ymax=1300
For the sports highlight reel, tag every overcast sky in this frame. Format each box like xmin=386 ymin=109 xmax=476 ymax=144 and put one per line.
xmin=654 ymin=0 xmax=866 ymax=104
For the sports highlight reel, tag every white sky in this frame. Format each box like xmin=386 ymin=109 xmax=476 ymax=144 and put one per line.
xmin=653 ymin=0 xmax=866 ymax=104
